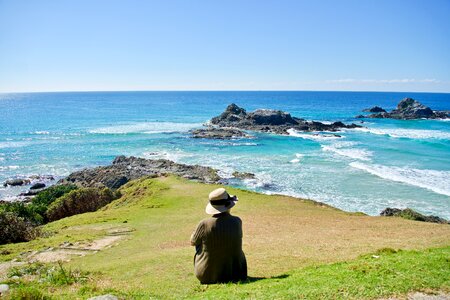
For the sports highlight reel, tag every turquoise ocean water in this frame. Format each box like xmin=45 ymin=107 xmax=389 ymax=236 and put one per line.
xmin=0 ymin=91 xmax=449 ymax=218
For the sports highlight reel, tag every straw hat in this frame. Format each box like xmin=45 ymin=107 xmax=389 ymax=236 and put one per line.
xmin=206 ymin=188 xmax=238 ymax=215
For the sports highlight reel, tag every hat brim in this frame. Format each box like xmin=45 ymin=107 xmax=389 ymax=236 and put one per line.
xmin=205 ymin=196 xmax=237 ymax=215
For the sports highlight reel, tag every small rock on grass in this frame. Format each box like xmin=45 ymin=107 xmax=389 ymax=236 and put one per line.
xmin=0 ymin=284 xmax=9 ymax=295
xmin=88 ymin=294 xmax=118 ymax=300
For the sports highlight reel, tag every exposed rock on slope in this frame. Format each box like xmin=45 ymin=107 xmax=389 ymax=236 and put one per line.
xmin=210 ymin=104 xmax=361 ymax=134
xmin=380 ymin=207 xmax=449 ymax=224
xmin=361 ymin=98 xmax=450 ymax=120
xmin=59 ymin=156 xmax=222 ymax=189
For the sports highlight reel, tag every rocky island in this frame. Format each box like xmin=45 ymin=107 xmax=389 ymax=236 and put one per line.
xmin=202 ymin=103 xmax=361 ymax=136
xmin=358 ymin=98 xmax=450 ymax=120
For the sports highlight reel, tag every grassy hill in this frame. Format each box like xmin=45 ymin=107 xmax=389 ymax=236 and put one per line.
xmin=1 ymin=176 xmax=449 ymax=299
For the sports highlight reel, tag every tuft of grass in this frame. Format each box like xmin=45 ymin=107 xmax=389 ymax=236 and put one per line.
xmin=6 ymin=286 xmax=51 ymax=300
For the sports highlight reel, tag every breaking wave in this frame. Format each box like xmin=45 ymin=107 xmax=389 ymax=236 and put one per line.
xmin=287 ymin=128 xmax=343 ymax=140
xmin=350 ymin=162 xmax=450 ymax=197
xmin=352 ymin=127 xmax=450 ymax=140
xmin=321 ymin=141 xmax=372 ymax=161
xmin=89 ymin=122 xmax=202 ymax=134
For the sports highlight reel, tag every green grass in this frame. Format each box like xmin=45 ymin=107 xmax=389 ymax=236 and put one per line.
xmin=1 ymin=176 xmax=449 ymax=299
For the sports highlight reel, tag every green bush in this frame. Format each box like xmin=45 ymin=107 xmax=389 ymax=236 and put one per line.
xmin=30 ymin=184 xmax=78 ymax=223
xmin=0 ymin=211 xmax=40 ymax=245
xmin=0 ymin=201 xmax=43 ymax=225
xmin=46 ymin=188 xmax=116 ymax=222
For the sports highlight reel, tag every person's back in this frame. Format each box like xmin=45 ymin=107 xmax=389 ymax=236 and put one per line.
xmin=190 ymin=188 xmax=247 ymax=284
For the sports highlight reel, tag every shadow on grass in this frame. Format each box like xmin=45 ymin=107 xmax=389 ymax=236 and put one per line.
xmin=240 ymin=274 xmax=289 ymax=284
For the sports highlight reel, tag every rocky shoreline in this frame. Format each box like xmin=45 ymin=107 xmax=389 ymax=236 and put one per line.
xmin=2 ymin=155 xmax=448 ymax=225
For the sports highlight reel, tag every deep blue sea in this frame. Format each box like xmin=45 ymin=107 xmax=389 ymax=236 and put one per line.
xmin=1 ymin=91 xmax=449 ymax=218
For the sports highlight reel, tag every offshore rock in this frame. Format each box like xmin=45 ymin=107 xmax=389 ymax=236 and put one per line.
xmin=210 ymin=104 xmax=361 ymax=134
xmin=363 ymin=98 xmax=450 ymax=120
xmin=59 ymin=156 xmax=222 ymax=189
xmin=3 ymin=179 xmax=30 ymax=187
xmin=362 ymin=106 xmax=386 ymax=113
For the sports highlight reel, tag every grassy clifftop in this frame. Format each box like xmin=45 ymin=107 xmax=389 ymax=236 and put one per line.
xmin=1 ymin=176 xmax=449 ymax=299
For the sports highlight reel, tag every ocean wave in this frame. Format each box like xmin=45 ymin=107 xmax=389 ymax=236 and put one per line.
xmin=287 ymin=128 xmax=343 ymax=140
xmin=351 ymin=127 xmax=450 ymax=140
xmin=321 ymin=141 xmax=372 ymax=161
xmin=32 ymin=131 xmax=50 ymax=135
xmin=0 ymin=165 xmax=20 ymax=171
xmin=243 ymin=173 xmax=274 ymax=189
xmin=141 ymin=150 xmax=193 ymax=162
xmin=89 ymin=122 xmax=202 ymax=134
xmin=0 ymin=141 xmax=31 ymax=149
xmin=199 ymin=141 xmax=259 ymax=147
xmin=349 ymin=162 xmax=450 ymax=197
xmin=290 ymin=153 xmax=304 ymax=163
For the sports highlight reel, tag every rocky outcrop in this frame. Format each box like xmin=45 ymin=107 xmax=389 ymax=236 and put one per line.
xmin=3 ymin=179 xmax=30 ymax=187
xmin=380 ymin=207 xmax=449 ymax=224
xmin=58 ymin=156 xmax=222 ymax=189
xmin=190 ymin=127 xmax=251 ymax=139
xmin=210 ymin=104 xmax=361 ymax=134
xmin=232 ymin=171 xmax=256 ymax=180
xmin=361 ymin=98 xmax=450 ymax=120
xmin=30 ymin=183 xmax=46 ymax=190
xmin=3 ymin=175 xmax=55 ymax=187
xmin=362 ymin=106 xmax=386 ymax=113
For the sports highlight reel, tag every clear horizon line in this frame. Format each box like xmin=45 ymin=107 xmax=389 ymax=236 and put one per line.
xmin=1 ymin=89 xmax=450 ymax=95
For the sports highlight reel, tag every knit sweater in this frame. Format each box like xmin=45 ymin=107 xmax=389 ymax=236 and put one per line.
xmin=190 ymin=212 xmax=247 ymax=284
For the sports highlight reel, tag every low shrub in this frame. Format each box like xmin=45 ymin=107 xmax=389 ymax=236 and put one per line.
xmin=46 ymin=188 xmax=116 ymax=222
xmin=30 ymin=184 xmax=78 ymax=223
xmin=0 ymin=201 xmax=43 ymax=225
xmin=0 ymin=211 xmax=40 ymax=245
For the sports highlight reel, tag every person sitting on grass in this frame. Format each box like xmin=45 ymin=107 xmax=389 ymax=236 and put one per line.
xmin=190 ymin=188 xmax=247 ymax=284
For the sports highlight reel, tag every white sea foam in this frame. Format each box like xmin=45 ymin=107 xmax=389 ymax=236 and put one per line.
xmin=321 ymin=141 xmax=372 ymax=161
xmin=33 ymin=131 xmax=50 ymax=135
xmin=350 ymin=162 xmax=450 ymax=197
xmin=141 ymin=150 xmax=193 ymax=162
xmin=287 ymin=128 xmax=343 ymax=140
xmin=351 ymin=127 xmax=450 ymax=140
xmin=89 ymin=122 xmax=202 ymax=134
xmin=290 ymin=153 xmax=304 ymax=163
xmin=243 ymin=173 xmax=274 ymax=189
xmin=0 ymin=141 xmax=30 ymax=149
xmin=0 ymin=165 xmax=20 ymax=171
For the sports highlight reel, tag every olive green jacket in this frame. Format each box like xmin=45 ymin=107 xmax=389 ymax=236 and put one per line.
xmin=191 ymin=212 xmax=247 ymax=284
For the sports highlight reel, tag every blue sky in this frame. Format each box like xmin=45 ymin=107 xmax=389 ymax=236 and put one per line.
xmin=0 ymin=0 xmax=449 ymax=93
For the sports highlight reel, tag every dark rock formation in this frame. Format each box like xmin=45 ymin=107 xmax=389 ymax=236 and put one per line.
xmin=362 ymin=98 xmax=449 ymax=120
xmin=232 ymin=171 xmax=256 ymax=180
xmin=3 ymin=179 xmax=30 ymax=187
xmin=210 ymin=104 xmax=361 ymax=134
xmin=190 ymin=127 xmax=251 ymax=139
xmin=30 ymin=183 xmax=46 ymax=190
xmin=363 ymin=106 xmax=386 ymax=113
xmin=58 ymin=155 xmax=222 ymax=189
xmin=3 ymin=175 xmax=55 ymax=188
xmin=380 ymin=207 xmax=449 ymax=224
